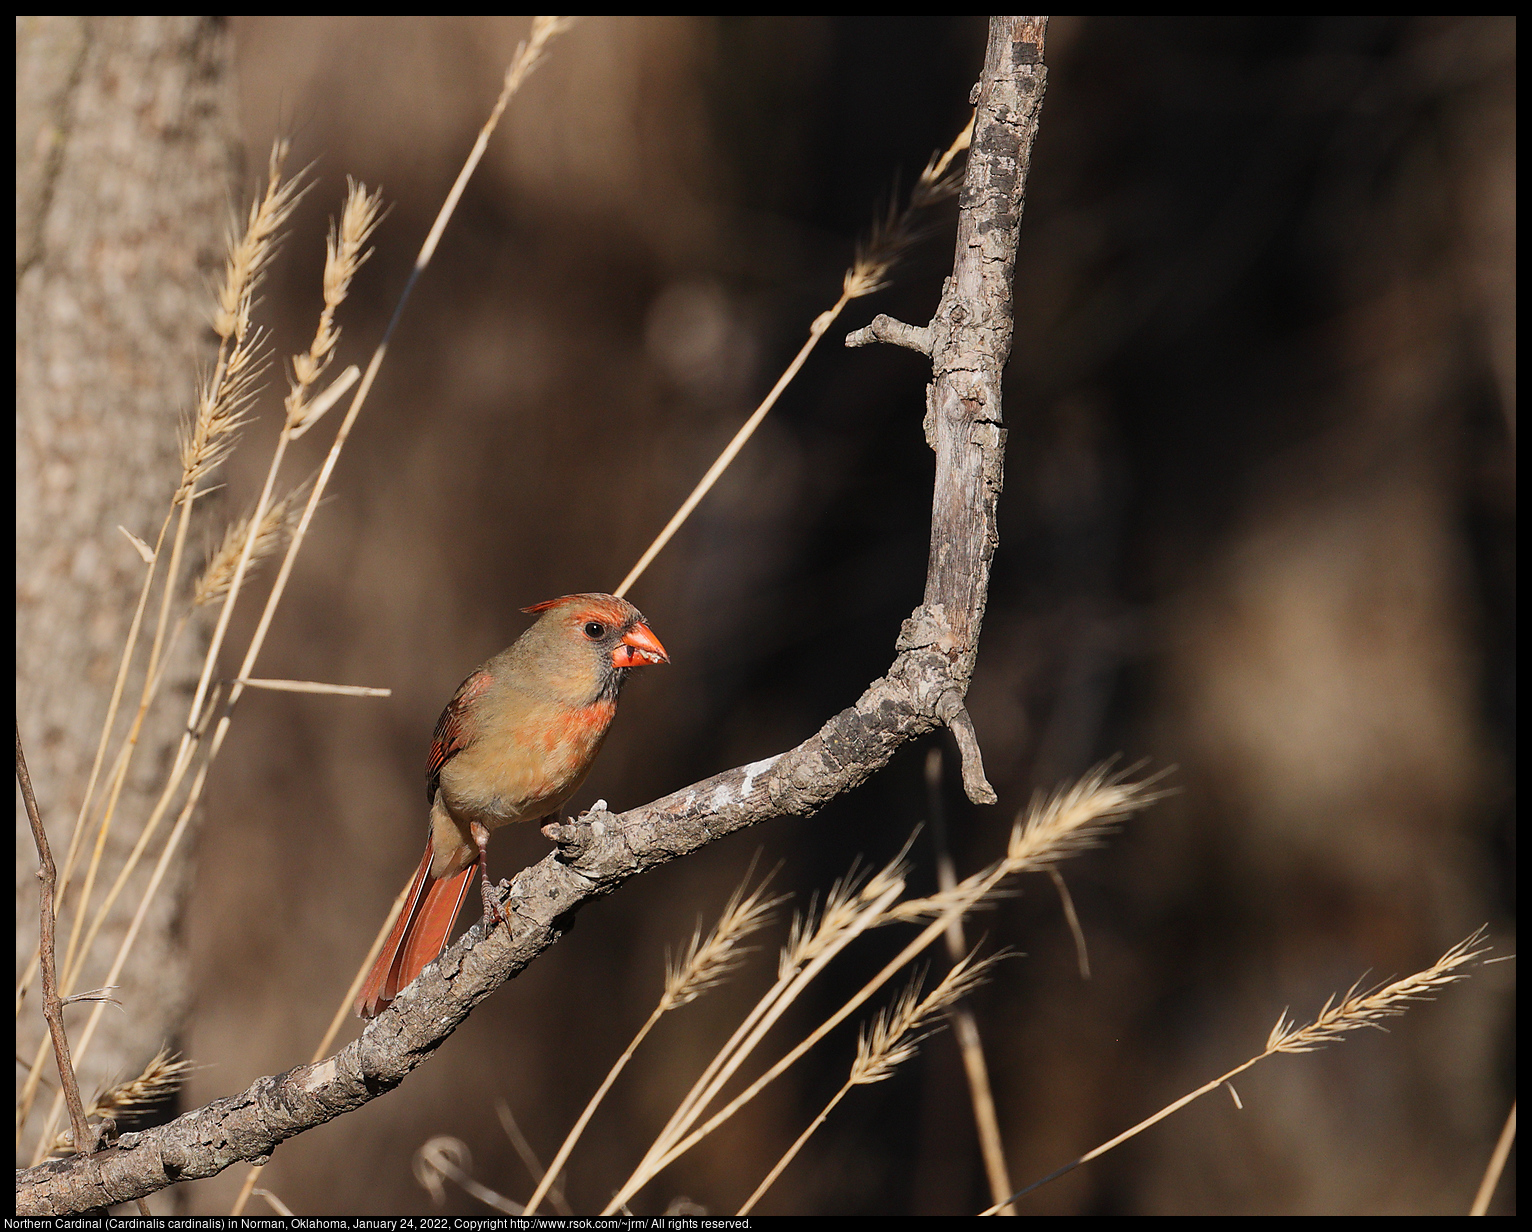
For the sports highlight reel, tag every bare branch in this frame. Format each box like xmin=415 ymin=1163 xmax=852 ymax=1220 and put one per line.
xmin=17 ymin=724 xmax=96 ymax=1159
xmin=845 ymin=314 xmax=934 ymax=355
xmin=14 ymin=16 xmax=1049 ymax=1215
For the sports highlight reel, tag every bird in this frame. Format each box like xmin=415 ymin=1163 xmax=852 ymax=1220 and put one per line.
xmin=356 ymin=593 xmax=668 ymax=1018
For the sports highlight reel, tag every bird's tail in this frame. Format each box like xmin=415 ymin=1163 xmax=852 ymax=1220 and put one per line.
xmin=356 ymin=844 xmax=475 ymax=1019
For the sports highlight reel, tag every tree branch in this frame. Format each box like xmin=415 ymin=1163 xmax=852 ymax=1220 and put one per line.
xmin=15 ymin=16 xmax=1048 ymax=1215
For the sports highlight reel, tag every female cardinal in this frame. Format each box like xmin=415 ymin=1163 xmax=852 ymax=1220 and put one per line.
xmin=356 ymin=593 xmax=667 ymax=1018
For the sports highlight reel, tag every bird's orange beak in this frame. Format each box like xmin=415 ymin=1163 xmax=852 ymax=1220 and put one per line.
xmin=612 ymin=622 xmax=668 ymax=669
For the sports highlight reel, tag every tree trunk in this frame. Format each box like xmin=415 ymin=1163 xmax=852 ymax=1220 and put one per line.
xmin=16 ymin=14 xmax=239 ymax=1164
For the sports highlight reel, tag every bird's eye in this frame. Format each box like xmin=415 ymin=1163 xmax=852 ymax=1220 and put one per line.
xmin=584 ymin=621 xmax=607 ymax=640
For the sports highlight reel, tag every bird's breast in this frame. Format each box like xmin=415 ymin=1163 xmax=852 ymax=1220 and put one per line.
xmin=437 ymin=694 xmax=618 ymax=828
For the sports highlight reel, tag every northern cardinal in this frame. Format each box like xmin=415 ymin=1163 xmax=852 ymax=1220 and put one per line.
xmin=356 ymin=593 xmax=668 ymax=1018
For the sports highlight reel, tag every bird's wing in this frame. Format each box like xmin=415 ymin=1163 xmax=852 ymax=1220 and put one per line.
xmin=427 ymin=669 xmax=494 ymax=802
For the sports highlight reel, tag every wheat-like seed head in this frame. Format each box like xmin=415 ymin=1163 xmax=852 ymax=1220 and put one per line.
xmin=910 ymin=112 xmax=975 ymax=211
xmin=1266 ymin=926 xmax=1492 ymax=1054
xmin=851 ymin=948 xmax=1002 ymax=1086
xmin=662 ymin=875 xmax=786 ymax=1012
xmin=48 ymin=1048 xmax=193 ymax=1154
xmin=781 ymin=881 xmax=858 ymax=978
xmin=178 ymin=330 xmax=269 ymax=498
xmin=852 ymin=971 xmax=928 ymax=1085
xmin=89 ymin=1047 xmax=193 ymax=1117
xmin=179 ymin=141 xmax=308 ymax=497
xmin=1006 ymin=762 xmax=1167 ymax=873
xmin=507 ymin=16 xmax=576 ymax=94
xmin=881 ymin=862 xmax=1012 ymax=925
xmin=213 ymin=141 xmax=309 ymax=343
xmin=287 ymin=179 xmax=386 ymax=433
xmin=842 ymin=114 xmax=976 ymax=301
xmin=780 ymin=847 xmax=911 ymax=977
xmin=193 ymin=481 xmax=311 ymax=608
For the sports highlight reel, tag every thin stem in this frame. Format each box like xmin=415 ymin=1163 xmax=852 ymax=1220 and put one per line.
xmin=523 ymin=1003 xmax=665 ymax=1215
xmin=604 ymin=877 xmax=906 ymax=1214
xmin=17 ymin=724 xmax=93 ymax=1157
xmin=736 ymin=1082 xmax=853 ymax=1215
xmin=614 ymin=293 xmax=849 ymax=599
xmin=1470 ymin=1101 xmax=1515 ymax=1216
xmin=925 ymin=748 xmax=1014 ymax=1213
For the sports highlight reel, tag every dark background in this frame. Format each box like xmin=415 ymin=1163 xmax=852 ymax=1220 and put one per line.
xmin=181 ymin=17 xmax=1513 ymax=1215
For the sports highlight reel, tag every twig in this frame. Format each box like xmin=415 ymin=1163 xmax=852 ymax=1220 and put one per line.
xmin=845 ymin=313 xmax=933 ymax=354
xmin=17 ymin=724 xmax=94 ymax=1157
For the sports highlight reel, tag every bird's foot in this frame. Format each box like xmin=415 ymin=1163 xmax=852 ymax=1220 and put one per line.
xmin=471 ymin=820 xmax=512 ymax=934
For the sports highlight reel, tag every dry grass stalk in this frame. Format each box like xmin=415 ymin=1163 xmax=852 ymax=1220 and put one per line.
xmin=606 ymin=861 xmax=909 ymax=1214
xmin=192 ymin=482 xmax=309 ymax=608
xmin=233 ymin=679 xmax=391 ymax=698
xmin=185 ymin=172 xmax=376 ymax=750
xmin=1470 ymin=1101 xmax=1516 ymax=1215
xmin=18 ymin=144 xmax=311 ymax=1159
xmin=412 ymin=16 xmax=575 ymax=277
xmin=987 ymin=926 xmax=1494 ymax=1212
xmin=252 ymin=1188 xmax=294 ymax=1217
xmin=415 ymin=1137 xmax=523 ymax=1214
xmin=47 ymin=143 xmax=307 ymax=1005
xmin=16 ymin=151 xmax=304 ymax=1027
xmin=27 ymin=461 xmax=306 ymax=1132
xmin=498 ymin=1100 xmax=574 ymax=1217
xmin=19 ymin=515 xmax=164 ymax=1013
xmin=286 ymin=179 xmax=384 ymax=438
xmin=614 ymin=115 xmax=976 ymax=601
xmin=85 ymin=184 xmax=376 ymax=1099
xmin=228 ymin=29 xmax=576 ymax=1212
xmin=924 ymin=746 xmax=1015 ymax=1213
xmin=523 ymin=872 xmax=784 ymax=1214
xmin=27 ymin=17 xmax=574 ymax=1171
xmin=607 ymin=765 xmax=1161 ymax=1213
xmin=738 ymin=950 xmax=999 ymax=1214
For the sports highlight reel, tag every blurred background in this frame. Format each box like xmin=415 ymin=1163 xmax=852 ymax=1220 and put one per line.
xmin=21 ymin=16 xmax=1514 ymax=1216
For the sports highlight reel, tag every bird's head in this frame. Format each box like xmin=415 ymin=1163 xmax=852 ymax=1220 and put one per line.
xmin=520 ymin=593 xmax=668 ymax=702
